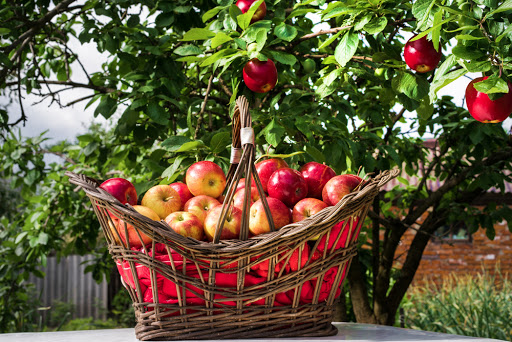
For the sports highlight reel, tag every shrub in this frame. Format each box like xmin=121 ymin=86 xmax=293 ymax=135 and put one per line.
xmin=405 ymin=271 xmax=511 ymax=341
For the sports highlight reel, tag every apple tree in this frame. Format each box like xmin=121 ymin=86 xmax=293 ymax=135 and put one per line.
xmin=1 ymin=0 xmax=512 ymax=329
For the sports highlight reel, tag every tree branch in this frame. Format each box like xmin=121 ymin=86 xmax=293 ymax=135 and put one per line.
xmin=298 ymin=25 xmax=352 ymax=42
xmin=194 ymin=74 xmax=214 ymax=139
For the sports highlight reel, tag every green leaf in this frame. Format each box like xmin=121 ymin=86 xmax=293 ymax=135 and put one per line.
xmin=487 ymin=0 xmax=512 ymax=17
xmin=455 ymin=34 xmax=486 ymax=41
xmin=255 ymin=151 xmax=304 ymax=163
xmin=210 ymin=132 xmax=231 ymax=153
xmin=262 ymin=119 xmax=285 ymax=147
xmin=462 ymin=60 xmax=491 ymax=73
xmin=334 ymin=31 xmax=359 ymax=67
xmin=304 ymin=145 xmax=325 ymax=164
xmin=202 ymin=6 xmax=225 ymax=22
xmin=147 ymin=102 xmax=169 ymax=125
xmin=274 ymin=23 xmax=297 ymax=42
xmin=269 ymin=50 xmax=297 ymax=66
xmin=155 ymin=12 xmax=174 ymax=27
xmin=287 ymin=8 xmax=317 ymax=20
xmin=354 ymin=15 xmax=372 ymax=31
xmin=0 ymin=28 xmax=11 ymax=35
xmin=162 ymin=155 xmax=186 ymax=181
xmin=38 ymin=232 xmax=49 ymax=246
xmin=83 ymin=141 xmax=99 ymax=157
xmin=182 ymin=28 xmax=216 ymax=41
xmin=412 ymin=17 xmax=454 ymax=41
xmin=175 ymin=141 xmax=205 ymax=152
xmin=364 ymin=17 xmax=388 ymax=34
xmin=162 ymin=136 xmax=192 ymax=151
xmin=200 ymin=48 xmax=238 ymax=67
xmin=392 ymin=72 xmax=429 ymax=100
xmin=429 ymin=66 xmax=467 ymax=102
xmin=211 ymin=32 xmax=233 ymax=49
xmin=451 ymin=45 xmax=485 ymax=60
xmin=94 ymin=96 xmax=117 ymax=119
xmin=322 ymin=6 xmax=354 ymax=20
xmin=472 ymin=75 xmax=510 ymax=94
xmin=15 ymin=232 xmax=28 ymax=244
xmin=174 ymin=45 xmax=203 ymax=56
xmin=432 ymin=10 xmax=442 ymax=51
xmin=255 ymin=29 xmax=267 ymax=51
xmin=496 ymin=25 xmax=512 ymax=43
xmin=412 ymin=0 xmax=436 ymax=31
xmin=318 ymin=30 xmax=343 ymax=49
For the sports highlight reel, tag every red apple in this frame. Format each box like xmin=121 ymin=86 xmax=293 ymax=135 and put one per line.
xmin=233 ymin=187 xmax=261 ymax=210
xmin=99 ymin=177 xmax=137 ymax=205
xmin=292 ymin=198 xmax=328 ymax=223
xmin=235 ymin=177 xmax=256 ymax=192
xmin=116 ymin=205 xmax=158 ymax=248
xmin=204 ymin=205 xmax=242 ymax=241
xmin=249 ymin=197 xmax=291 ymax=236
xmin=141 ymin=185 xmax=181 ymax=219
xmin=243 ymin=58 xmax=278 ymax=93
xmin=466 ymin=76 xmax=512 ymax=123
xmin=255 ymin=158 xmax=288 ymax=193
xmin=299 ymin=162 xmax=336 ymax=199
xmin=186 ymin=161 xmax=227 ymax=198
xmin=403 ymin=35 xmax=442 ymax=73
xmin=236 ymin=0 xmax=267 ymax=24
xmin=184 ymin=195 xmax=221 ymax=223
xmin=267 ymin=168 xmax=308 ymax=208
xmin=169 ymin=182 xmax=193 ymax=210
xmin=322 ymin=174 xmax=362 ymax=206
xmin=164 ymin=211 xmax=204 ymax=241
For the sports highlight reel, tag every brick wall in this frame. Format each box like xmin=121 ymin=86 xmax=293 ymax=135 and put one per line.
xmin=394 ymin=219 xmax=511 ymax=285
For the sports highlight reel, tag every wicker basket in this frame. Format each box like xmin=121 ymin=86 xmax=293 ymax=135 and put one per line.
xmin=66 ymin=96 xmax=398 ymax=341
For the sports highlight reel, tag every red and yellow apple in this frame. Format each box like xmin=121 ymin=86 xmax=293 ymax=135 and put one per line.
xmin=164 ymin=211 xmax=204 ymax=241
xmin=99 ymin=177 xmax=137 ymax=205
xmin=235 ymin=177 xmax=256 ymax=192
xmin=204 ymin=205 xmax=243 ymax=241
xmin=292 ymin=198 xmax=328 ymax=223
xmin=169 ymin=182 xmax=193 ymax=210
xmin=184 ymin=195 xmax=221 ymax=223
xmin=322 ymin=174 xmax=362 ymax=206
xmin=116 ymin=205 xmax=159 ymax=248
xmin=186 ymin=161 xmax=226 ymax=198
xmin=466 ymin=76 xmax=512 ymax=123
xmin=299 ymin=162 xmax=336 ymax=199
xmin=233 ymin=187 xmax=260 ymax=210
xmin=267 ymin=168 xmax=308 ymax=208
xmin=255 ymin=158 xmax=288 ymax=193
xmin=141 ymin=185 xmax=181 ymax=219
xmin=249 ymin=197 xmax=291 ymax=236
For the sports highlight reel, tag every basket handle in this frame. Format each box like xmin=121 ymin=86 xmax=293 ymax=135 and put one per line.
xmin=213 ymin=96 xmax=276 ymax=244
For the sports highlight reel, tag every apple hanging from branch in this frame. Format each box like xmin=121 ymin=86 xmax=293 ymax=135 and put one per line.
xmin=403 ymin=35 xmax=442 ymax=73
xmin=243 ymin=58 xmax=278 ymax=93
xmin=465 ymin=76 xmax=512 ymax=123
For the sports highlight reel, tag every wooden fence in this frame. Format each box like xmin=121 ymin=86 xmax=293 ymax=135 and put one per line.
xmin=29 ymin=254 xmax=108 ymax=320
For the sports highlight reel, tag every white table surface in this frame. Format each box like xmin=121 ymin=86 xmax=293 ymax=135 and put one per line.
xmin=0 ymin=323 xmax=505 ymax=342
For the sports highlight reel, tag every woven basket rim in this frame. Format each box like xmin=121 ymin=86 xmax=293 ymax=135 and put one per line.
xmin=66 ymin=168 xmax=399 ymax=253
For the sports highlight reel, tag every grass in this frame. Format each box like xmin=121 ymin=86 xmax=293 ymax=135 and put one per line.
xmin=404 ymin=270 xmax=511 ymax=341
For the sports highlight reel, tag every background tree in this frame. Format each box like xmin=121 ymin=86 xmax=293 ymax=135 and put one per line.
xmin=1 ymin=0 xmax=512 ymax=330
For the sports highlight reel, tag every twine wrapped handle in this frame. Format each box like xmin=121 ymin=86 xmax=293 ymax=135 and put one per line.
xmin=213 ymin=96 xmax=276 ymax=244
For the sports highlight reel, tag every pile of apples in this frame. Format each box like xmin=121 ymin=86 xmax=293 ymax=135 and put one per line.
xmin=103 ymin=158 xmax=362 ymax=307
xmin=100 ymin=159 xmax=362 ymax=248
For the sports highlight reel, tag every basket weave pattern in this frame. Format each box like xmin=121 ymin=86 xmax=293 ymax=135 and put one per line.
xmin=67 ymin=97 xmax=399 ymax=341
